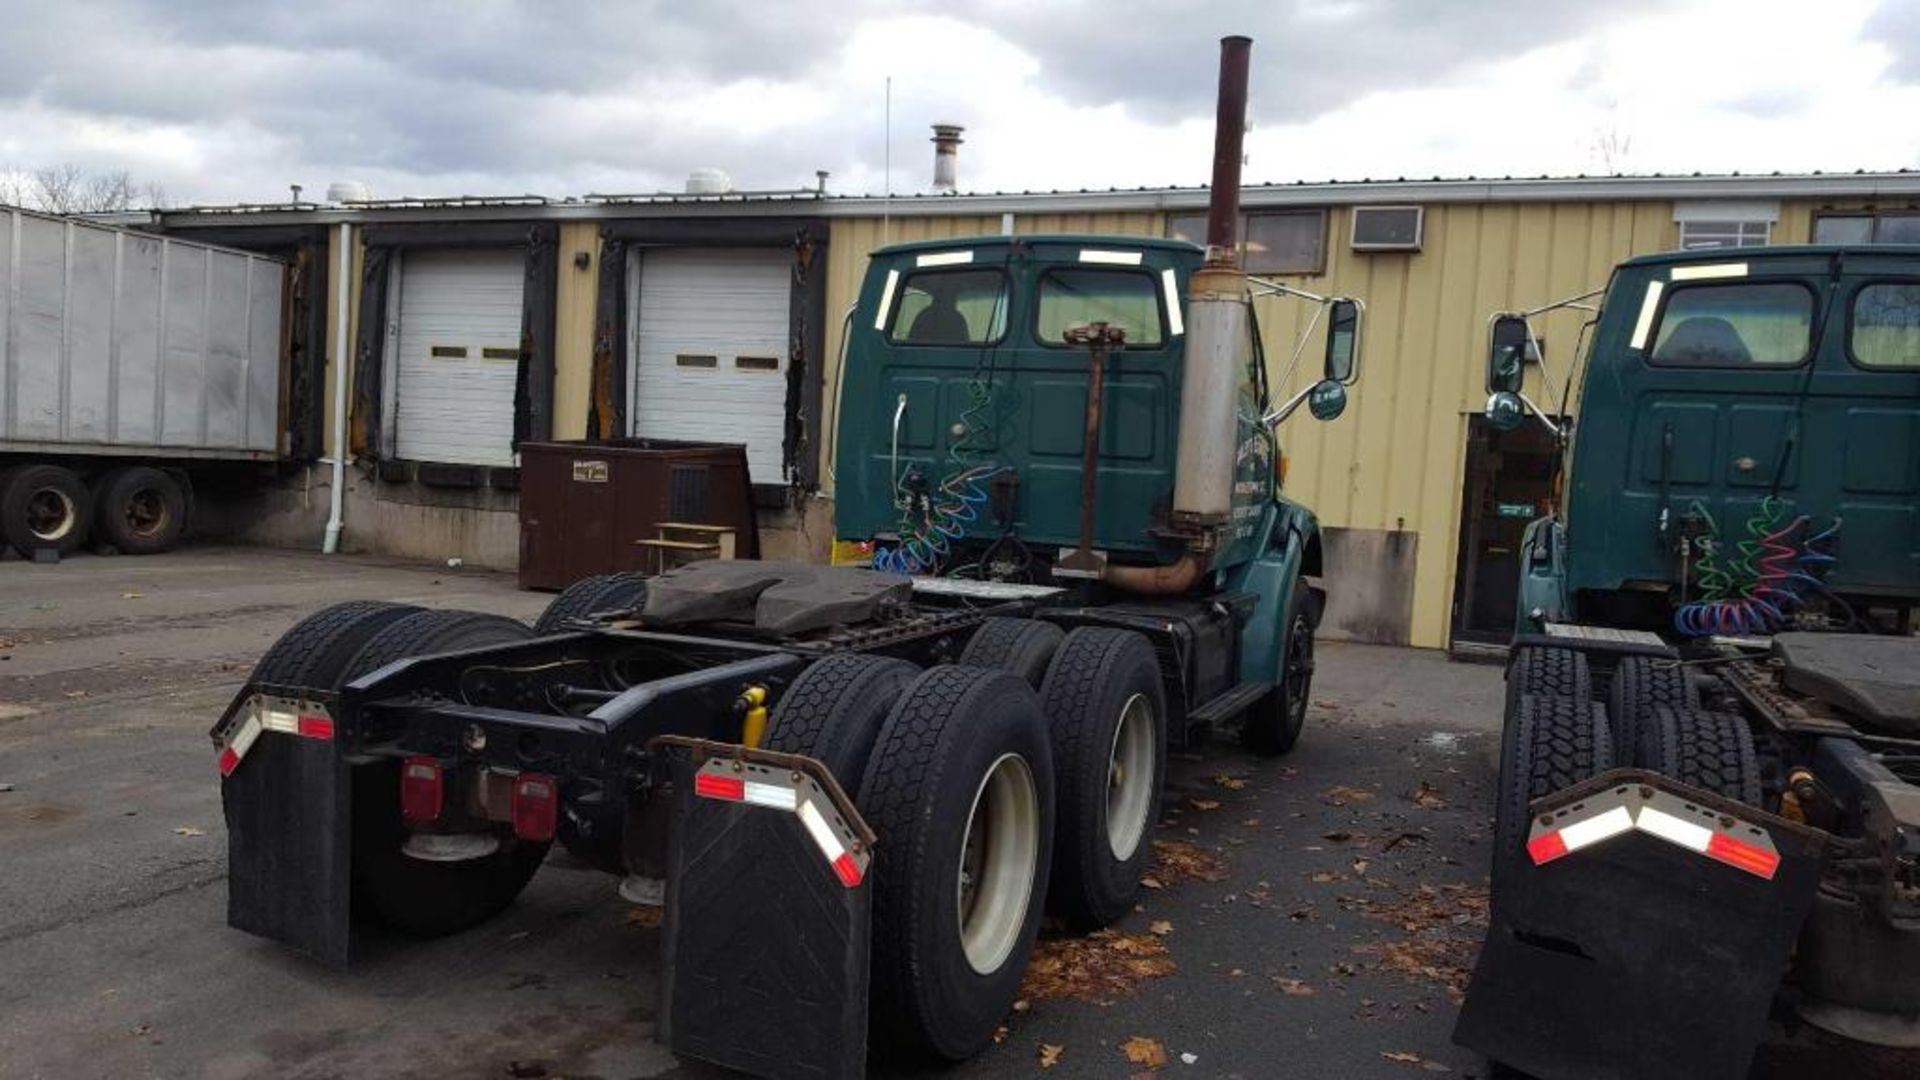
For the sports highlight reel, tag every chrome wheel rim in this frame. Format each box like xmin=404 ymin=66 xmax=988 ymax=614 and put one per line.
xmin=1105 ymin=692 xmax=1156 ymax=860
xmin=124 ymin=487 xmax=170 ymax=539
xmin=957 ymin=752 xmax=1040 ymax=975
xmin=25 ymin=487 xmax=77 ymax=542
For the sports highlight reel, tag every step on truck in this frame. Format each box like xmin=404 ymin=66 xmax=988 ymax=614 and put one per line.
xmin=1453 ymin=245 xmax=1920 ymax=1080
xmin=211 ymin=36 xmax=1366 ymax=1077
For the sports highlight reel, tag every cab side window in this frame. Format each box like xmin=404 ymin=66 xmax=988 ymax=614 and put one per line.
xmin=1850 ymin=283 xmax=1920 ymax=370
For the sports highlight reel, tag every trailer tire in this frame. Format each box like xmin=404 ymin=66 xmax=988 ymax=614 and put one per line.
xmin=763 ymin=652 xmax=921 ymax=786
xmin=959 ymin=617 xmax=1065 ymax=689
xmin=1639 ymin=705 xmax=1762 ymax=806
xmin=1243 ymin=577 xmax=1315 ymax=756
xmin=1 ymin=463 xmax=92 ymax=557
xmin=92 ymin=466 xmax=188 ymax=555
xmin=341 ymin=610 xmax=547 ymax=937
xmin=1507 ymin=645 xmax=1592 ymax=709
xmin=1607 ymin=656 xmax=1698 ymax=765
xmin=859 ymin=666 xmax=1055 ymax=1062
xmin=1037 ymin=626 xmax=1166 ymax=928
xmin=533 ymin=572 xmax=649 ymax=635
xmin=1494 ymin=694 xmax=1615 ymax=882
xmin=249 ymin=601 xmax=425 ymax=690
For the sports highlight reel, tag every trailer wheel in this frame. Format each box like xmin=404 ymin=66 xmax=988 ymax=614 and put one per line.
xmin=532 ymin=572 xmax=649 ymax=635
xmin=1494 ymin=694 xmax=1615 ymax=882
xmin=1243 ymin=576 xmax=1315 ymax=756
xmin=762 ymin=652 xmax=921 ymax=786
xmin=859 ymin=666 xmax=1055 ymax=1061
xmin=1507 ymin=645 xmax=1592 ymax=710
xmin=92 ymin=466 xmax=188 ymax=555
xmin=249 ymin=600 xmax=425 ymax=689
xmin=1036 ymin=627 xmax=1166 ymax=928
xmin=340 ymin=610 xmax=549 ymax=937
xmin=959 ymin=617 xmax=1065 ymax=689
xmin=1 ymin=463 xmax=92 ymax=557
xmin=1639 ymin=705 xmax=1762 ymax=806
xmin=1607 ymin=656 xmax=1698 ymax=765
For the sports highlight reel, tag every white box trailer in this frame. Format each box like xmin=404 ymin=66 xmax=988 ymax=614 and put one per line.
xmin=0 ymin=205 xmax=288 ymax=557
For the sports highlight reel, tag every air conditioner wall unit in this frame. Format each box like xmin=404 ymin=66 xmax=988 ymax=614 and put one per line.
xmin=1351 ymin=205 xmax=1424 ymax=252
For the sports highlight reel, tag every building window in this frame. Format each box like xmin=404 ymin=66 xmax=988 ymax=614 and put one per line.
xmin=1164 ymin=209 xmax=1328 ymax=274
xmin=1677 ymin=219 xmax=1770 ymax=249
xmin=1814 ymin=213 xmax=1920 ymax=245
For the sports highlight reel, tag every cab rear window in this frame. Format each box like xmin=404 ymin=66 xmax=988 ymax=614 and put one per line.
xmin=1035 ymin=269 xmax=1165 ymax=348
xmin=1850 ymin=283 xmax=1920 ymax=370
xmin=886 ymin=268 xmax=1010 ymax=346
xmin=1649 ymin=282 xmax=1813 ymax=367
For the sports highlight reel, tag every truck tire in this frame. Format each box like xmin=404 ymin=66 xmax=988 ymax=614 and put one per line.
xmin=1037 ymin=626 xmax=1166 ymax=928
xmin=93 ymin=466 xmax=188 ymax=555
xmin=1243 ymin=576 xmax=1315 ymax=756
xmin=1607 ymin=656 xmax=1698 ymax=766
xmin=249 ymin=601 xmax=425 ymax=689
xmin=342 ymin=610 xmax=548 ymax=937
xmin=959 ymin=617 xmax=1065 ymax=688
xmin=1494 ymin=694 xmax=1615 ymax=881
xmin=532 ymin=572 xmax=649 ymax=634
xmin=1639 ymin=705 xmax=1762 ymax=807
xmin=859 ymin=666 xmax=1055 ymax=1061
xmin=1507 ymin=645 xmax=1592 ymax=710
xmin=1 ymin=463 xmax=92 ymax=557
xmin=762 ymin=652 xmax=921 ymax=786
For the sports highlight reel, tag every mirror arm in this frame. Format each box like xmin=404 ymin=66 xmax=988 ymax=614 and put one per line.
xmin=1263 ymin=382 xmax=1317 ymax=428
xmin=1518 ymin=287 xmax=1606 ymax=320
xmin=1277 ymin=302 xmax=1328 ymax=394
xmin=1247 ymin=276 xmax=1331 ymax=304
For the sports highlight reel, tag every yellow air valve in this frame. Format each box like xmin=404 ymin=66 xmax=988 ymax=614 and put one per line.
xmin=738 ymin=685 xmax=770 ymax=748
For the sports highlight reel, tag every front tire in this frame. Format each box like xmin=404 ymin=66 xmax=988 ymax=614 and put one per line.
xmin=1243 ymin=577 xmax=1315 ymax=756
xmin=859 ymin=666 xmax=1055 ymax=1062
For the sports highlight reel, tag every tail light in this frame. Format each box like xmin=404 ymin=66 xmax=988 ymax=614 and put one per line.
xmin=511 ymin=773 xmax=558 ymax=842
xmin=400 ymin=757 xmax=444 ymax=824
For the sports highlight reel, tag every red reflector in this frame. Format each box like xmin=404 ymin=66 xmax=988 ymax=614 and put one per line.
xmin=296 ymin=714 xmax=334 ymax=740
xmin=694 ymin=773 xmax=746 ymax=802
xmin=217 ymin=746 xmax=240 ymax=777
xmin=1706 ymin=832 xmax=1780 ymax=879
xmin=1527 ymin=830 xmax=1570 ymax=865
xmin=400 ymin=757 xmax=443 ymax=824
xmin=512 ymin=774 xmax=558 ymax=842
xmin=831 ymin=851 xmax=863 ymax=887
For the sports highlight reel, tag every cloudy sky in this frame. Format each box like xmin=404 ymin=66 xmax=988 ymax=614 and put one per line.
xmin=0 ymin=0 xmax=1916 ymax=207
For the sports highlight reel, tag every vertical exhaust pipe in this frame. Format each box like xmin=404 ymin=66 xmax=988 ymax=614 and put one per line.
xmin=1205 ymin=36 xmax=1252 ymax=262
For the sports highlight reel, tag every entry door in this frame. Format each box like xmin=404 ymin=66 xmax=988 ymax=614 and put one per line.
xmin=630 ymin=248 xmax=790 ymax=483
xmin=1451 ymin=415 xmax=1563 ymax=644
xmin=393 ymin=248 xmax=524 ymax=466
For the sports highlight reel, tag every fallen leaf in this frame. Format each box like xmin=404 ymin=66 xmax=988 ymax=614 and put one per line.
xmin=1310 ymin=871 xmax=1343 ymax=884
xmin=1352 ymin=859 xmax=1371 ymax=876
xmin=625 ymin=907 xmax=662 ymax=929
xmin=1273 ymin=978 xmax=1317 ymax=996
xmin=1409 ymin=781 xmax=1447 ymax=810
xmin=1213 ymin=774 xmax=1248 ymax=791
xmin=1188 ymin=798 xmax=1221 ymax=812
xmin=1038 ymin=1043 xmax=1063 ymax=1068
xmin=122 ymin=592 xmax=144 ymax=600
xmin=1021 ymin=930 xmax=1174 ymax=1004
xmin=1012 ymin=999 xmax=1031 ymax=1013
xmin=64 ymin=690 xmax=89 ymax=699
xmin=1323 ymin=785 xmax=1373 ymax=805
xmin=1148 ymin=920 xmax=1173 ymax=936
xmin=1149 ymin=840 xmax=1228 ymax=884
xmin=1121 ymin=1035 xmax=1168 ymax=1069
xmin=1382 ymin=1051 xmax=1422 ymax=1064
xmin=993 ymin=1025 xmax=1009 ymax=1045
xmin=172 ymin=826 xmax=205 ymax=837
xmin=1180 ymin=1052 xmax=1199 ymax=1065
xmin=1140 ymin=876 xmax=1165 ymax=890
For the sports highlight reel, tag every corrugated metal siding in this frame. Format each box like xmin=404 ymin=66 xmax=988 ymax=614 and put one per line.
xmin=552 ymin=221 xmax=599 ymax=439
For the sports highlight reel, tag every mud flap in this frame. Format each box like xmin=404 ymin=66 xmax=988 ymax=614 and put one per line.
xmin=214 ymin=688 xmax=353 ymax=968
xmin=1455 ymin=770 xmax=1830 ymax=1080
xmin=655 ymin=738 xmax=874 ymax=1080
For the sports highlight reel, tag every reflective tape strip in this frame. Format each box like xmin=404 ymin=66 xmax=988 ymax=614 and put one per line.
xmin=693 ymin=759 xmax=868 ymax=888
xmin=1706 ymin=832 xmax=1780 ymax=879
xmin=692 ymin=771 xmax=796 ymax=811
xmin=217 ymin=713 xmax=263 ymax=776
xmin=915 ymin=250 xmax=974 ymax=267
xmin=873 ymin=269 xmax=900 ymax=330
xmin=798 ymin=798 xmax=864 ymax=887
xmin=1671 ymin=262 xmax=1748 ymax=281
xmin=1162 ymin=268 xmax=1184 ymax=336
xmin=215 ymin=695 xmax=333 ymax=776
xmin=1635 ymin=805 xmax=1714 ymax=852
xmin=1526 ymin=784 xmax=1782 ymax=881
xmin=1079 ymin=248 xmax=1143 ymax=265
xmin=1630 ymin=280 xmax=1664 ymax=349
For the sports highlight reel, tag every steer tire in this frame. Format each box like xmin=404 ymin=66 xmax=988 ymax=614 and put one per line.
xmin=1607 ymin=656 xmax=1698 ymax=766
xmin=1037 ymin=627 xmax=1167 ymax=928
xmin=1639 ymin=705 xmax=1762 ymax=807
xmin=93 ymin=466 xmax=188 ymax=555
xmin=1242 ymin=577 xmax=1316 ymax=756
xmin=532 ymin=572 xmax=649 ymax=635
xmin=859 ymin=666 xmax=1055 ymax=1062
xmin=249 ymin=601 xmax=426 ymax=690
xmin=0 ymin=463 xmax=92 ymax=557
xmin=763 ymin=652 xmax=921 ymax=787
xmin=341 ymin=610 xmax=548 ymax=937
xmin=959 ymin=617 xmax=1065 ymax=689
xmin=1506 ymin=645 xmax=1592 ymax=711
xmin=1494 ymin=693 xmax=1614 ymax=892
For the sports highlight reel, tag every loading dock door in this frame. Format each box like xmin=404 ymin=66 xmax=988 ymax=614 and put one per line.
xmin=630 ymin=248 xmax=790 ymax=483
xmin=393 ymin=248 xmax=524 ymax=467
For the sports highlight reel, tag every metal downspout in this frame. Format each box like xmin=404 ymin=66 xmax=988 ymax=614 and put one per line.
xmin=321 ymin=222 xmax=351 ymax=554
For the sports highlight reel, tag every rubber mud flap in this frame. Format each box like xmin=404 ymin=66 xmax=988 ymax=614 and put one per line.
xmin=1455 ymin=770 xmax=1829 ymax=1080
xmin=659 ymin=749 xmax=871 ymax=1080
xmin=220 ymin=691 xmax=352 ymax=969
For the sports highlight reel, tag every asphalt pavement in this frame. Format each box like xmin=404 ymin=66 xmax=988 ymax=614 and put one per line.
xmin=0 ymin=544 xmax=1764 ymax=1079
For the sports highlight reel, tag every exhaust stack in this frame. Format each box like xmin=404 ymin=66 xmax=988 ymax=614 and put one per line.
xmin=1169 ymin=35 xmax=1254 ymax=533
xmin=930 ymin=124 xmax=964 ymax=194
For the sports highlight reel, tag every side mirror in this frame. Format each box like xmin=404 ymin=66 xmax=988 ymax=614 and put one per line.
xmin=1324 ymin=299 xmax=1360 ymax=385
xmin=1307 ymin=379 xmax=1348 ymax=421
xmin=1485 ymin=390 xmax=1527 ymax=432
xmin=1487 ymin=315 xmax=1531 ymax=393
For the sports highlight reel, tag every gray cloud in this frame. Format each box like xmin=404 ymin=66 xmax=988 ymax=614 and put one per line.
xmin=1867 ymin=0 xmax=1920 ymax=81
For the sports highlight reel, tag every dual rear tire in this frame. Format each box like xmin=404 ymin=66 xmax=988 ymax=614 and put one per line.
xmin=0 ymin=463 xmax=186 ymax=557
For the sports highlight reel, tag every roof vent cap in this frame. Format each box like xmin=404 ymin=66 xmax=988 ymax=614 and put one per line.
xmin=685 ymin=168 xmax=733 ymax=195
xmin=325 ymin=181 xmax=372 ymax=204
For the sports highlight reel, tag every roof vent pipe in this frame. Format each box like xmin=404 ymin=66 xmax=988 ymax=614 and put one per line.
xmin=930 ymin=124 xmax=964 ymax=194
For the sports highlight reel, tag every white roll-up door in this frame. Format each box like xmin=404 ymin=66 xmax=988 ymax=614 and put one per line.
xmin=630 ymin=248 xmax=790 ymax=482
xmin=394 ymin=248 xmax=524 ymax=466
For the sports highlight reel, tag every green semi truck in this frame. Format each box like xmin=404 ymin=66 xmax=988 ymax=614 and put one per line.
xmin=1455 ymin=246 xmax=1920 ymax=1079
xmin=207 ymin=37 xmax=1367 ymax=1078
